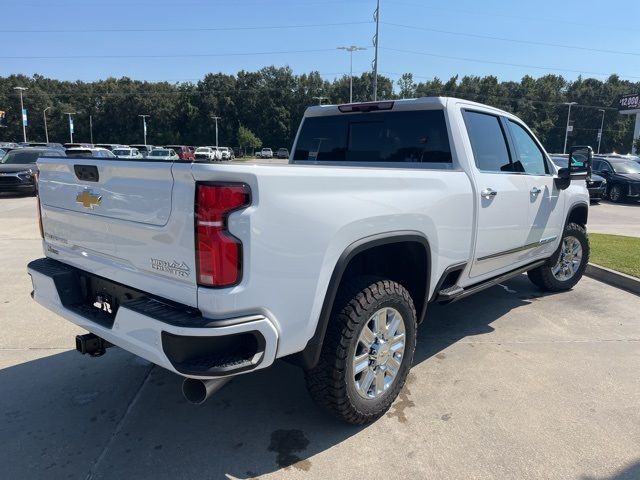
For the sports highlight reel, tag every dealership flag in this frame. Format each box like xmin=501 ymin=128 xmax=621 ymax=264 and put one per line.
xmin=69 ymin=116 xmax=74 ymax=134
xmin=22 ymin=108 xmax=27 ymax=127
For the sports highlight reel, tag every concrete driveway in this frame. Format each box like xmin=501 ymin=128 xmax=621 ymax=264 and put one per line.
xmin=1 ymin=195 xmax=639 ymax=480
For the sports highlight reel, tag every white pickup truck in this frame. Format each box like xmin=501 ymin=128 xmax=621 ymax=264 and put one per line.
xmin=28 ymin=97 xmax=592 ymax=424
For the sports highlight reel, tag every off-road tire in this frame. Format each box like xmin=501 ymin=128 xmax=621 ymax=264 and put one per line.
xmin=527 ymin=223 xmax=589 ymax=292
xmin=305 ymin=278 xmax=417 ymax=424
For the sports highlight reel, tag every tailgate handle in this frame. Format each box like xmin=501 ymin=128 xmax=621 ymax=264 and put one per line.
xmin=74 ymin=165 xmax=99 ymax=182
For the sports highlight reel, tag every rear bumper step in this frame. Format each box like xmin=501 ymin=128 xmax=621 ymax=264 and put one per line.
xmin=28 ymin=257 xmax=278 ymax=379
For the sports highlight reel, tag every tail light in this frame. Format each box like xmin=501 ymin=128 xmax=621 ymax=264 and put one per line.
xmin=195 ymin=183 xmax=251 ymax=288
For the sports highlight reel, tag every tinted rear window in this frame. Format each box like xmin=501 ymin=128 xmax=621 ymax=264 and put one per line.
xmin=293 ymin=110 xmax=452 ymax=165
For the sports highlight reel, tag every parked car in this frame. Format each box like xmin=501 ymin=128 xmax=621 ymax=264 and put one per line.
xmin=64 ymin=143 xmax=93 ymax=149
xmin=27 ymin=142 xmax=66 ymax=151
xmin=30 ymin=97 xmax=592 ymax=424
xmin=148 ymin=148 xmax=179 ymax=161
xmin=113 ymin=147 xmax=143 ymax=160
xmin=0 ymin=147 xmax=65 ymax=195
xmin=551 ymin=156 xmax=606 ymax=202
xmin=276 ymin=148 xmax=289 ymax=159
xmin=216 ymin=147 xmax=232 ymax=161
xmin=164 ymin=145 xmax=195 ymax=161
xmin=258 ymin=147 xmax=273 ymax=159
xmin=592 ymin=156 xmax=640 ymax=202
xmin=95 ymin=143 xmax=126 ymax=151
xmin=0 ymin=148 xmax=6 ymax=160
xmin=130 ymin=144 xmax=154 ymax=158
xmin=194 ymin=147 xmax=217 ymax=161
xmin=65 ymin=147 xmax=116 ymax=159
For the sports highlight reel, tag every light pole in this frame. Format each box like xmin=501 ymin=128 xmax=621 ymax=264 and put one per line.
xmin=138 ymin=115 xmax=150 ymax=146
xmin=43 ymin=106 xmax=52 ymax=143
xmin=63 ymin=112 xmax=76 ymax=143
xmin=372 ymin=0 xmax=380 ymax=101
xmin=14 ymin=86 xmax=28 ymax=142
xmin=563 ymin=102 xmax=577 ymax=154
xmin=313 ymin=96 xmax=328 ymax=105
xmin=89 ymin=114 xmax=94 ymax=144
xmin=337 ymin=45 xmax=367 ymax=103
xmin=212 ymin=116 xmax=221 ymax=147
xmin=597 ymin=109 xmax=605 ymax=154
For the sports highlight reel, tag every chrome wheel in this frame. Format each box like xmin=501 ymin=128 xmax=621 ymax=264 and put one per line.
xmin=551 ymin=235 xmax=583 ymax=282
xmin=352 ymin=307 xmax=406 ymax=400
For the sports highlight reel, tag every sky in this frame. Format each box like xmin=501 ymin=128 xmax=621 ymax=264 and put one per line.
xmin=2 ymin=0 xmax=640 ymax=86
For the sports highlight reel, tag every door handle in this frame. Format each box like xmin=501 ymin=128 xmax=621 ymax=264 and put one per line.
xmin=481 ymin=188 xmax=498 ymax=199
xmin=530 ymin=187 xmax=542 ymax=196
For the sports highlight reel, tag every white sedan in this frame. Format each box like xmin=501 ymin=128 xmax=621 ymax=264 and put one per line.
xmin=148 ymin=148 xmax=179 ymax=161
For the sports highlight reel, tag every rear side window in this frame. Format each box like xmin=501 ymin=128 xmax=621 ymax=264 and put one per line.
xmin=464 ymin=111 xmax=512 ymax=173
xmin=293 ymin=110 xmax=452 ymax=166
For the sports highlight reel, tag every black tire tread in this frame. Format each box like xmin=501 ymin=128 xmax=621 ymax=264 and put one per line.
xmin=527 ymin=222 xmax=589 ymax=292
xmin=305 ymin=277 xmax=417 ymax=424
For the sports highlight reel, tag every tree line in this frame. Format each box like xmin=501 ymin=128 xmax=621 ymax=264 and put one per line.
xmin=1 ymin=68 xmax=638 ymax=153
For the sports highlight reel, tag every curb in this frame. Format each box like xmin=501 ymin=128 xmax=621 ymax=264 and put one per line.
xmin=585 ymin=263 xmax=640 ymax=297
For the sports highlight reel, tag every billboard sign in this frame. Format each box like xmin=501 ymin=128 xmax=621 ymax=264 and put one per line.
xmin=619 ymin=93 xmax=640 ymax=113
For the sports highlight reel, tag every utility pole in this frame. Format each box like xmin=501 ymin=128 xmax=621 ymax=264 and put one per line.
xmin=89 ymin=115 xmax=94 ymax=144
xmin=14 ymin=86 xmax=28 ymax=142
xmin=43 ymin=106 xmax=51 ymax=143
xmin=563 ymin=102 xmax=577 ymax=154
xmin=372 ymin=0 xmax=380 ymax=101
xmin=138 ymin=115 xmax=150 ymax=146
xmin=313 ymin=96 xmax=328 ymax=105
xmin=337 ymin=45 xmax=366 ymax=103
xmin=597 ymin=109 xmax=605 ymax=154
xmin=64 ymin=112 xmax=76 ymax=143
xmin=212 ymin=116 xmax=221 ymax=147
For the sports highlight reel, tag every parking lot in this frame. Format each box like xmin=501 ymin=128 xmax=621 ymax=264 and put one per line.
xmin=1 ymin=195 xmax=639 ymax=480
xmin=589 ymin=200 xmax=640 ymax=237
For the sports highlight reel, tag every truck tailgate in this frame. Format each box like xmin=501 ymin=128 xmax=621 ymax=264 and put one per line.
xmin=37 ymin=157 xmax=198 ymax=306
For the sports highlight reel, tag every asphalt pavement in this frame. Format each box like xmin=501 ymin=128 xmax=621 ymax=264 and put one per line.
xmin=1 ymin=195 xmax=639 ymax=480
xmin=588 ymin=200 xmax=640 ymax=237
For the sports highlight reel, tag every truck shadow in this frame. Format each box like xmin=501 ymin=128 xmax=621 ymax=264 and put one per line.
xmin=1 ymin=275 xmax=560 ymax=479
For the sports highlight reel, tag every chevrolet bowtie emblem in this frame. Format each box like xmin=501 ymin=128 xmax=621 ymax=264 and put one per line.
xmin=76 ymin=190 xmax=102 ymax=209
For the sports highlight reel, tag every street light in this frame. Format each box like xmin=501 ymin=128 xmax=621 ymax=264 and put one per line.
xmin=211 ymin=116 xmax=221 ymax=147
xmin=63 ymin=112 xmax=76 ymax=143
xmin=138 ymin=115 xmax=150 ymax=146
xmin=43 ymin=107 xmax=52 ymax=143
xmin=563 ymin=102 xmax=578 ymax=154
xmin=337 ymin=45 xmax=367 ymax=103
xmin=14 ymin=86 xmax=28 ymax=143
xmin=597 ymin=109 xmax=605 ymax=154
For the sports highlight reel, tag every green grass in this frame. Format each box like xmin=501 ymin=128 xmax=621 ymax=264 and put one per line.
xmin=589 ymin=233 xmax=640 ymax=278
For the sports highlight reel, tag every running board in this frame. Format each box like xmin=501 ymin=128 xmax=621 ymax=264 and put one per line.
xmin=436 ymin=260 xmax=546 ymax=304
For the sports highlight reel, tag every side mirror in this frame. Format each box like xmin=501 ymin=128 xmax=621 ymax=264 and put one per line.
xmin=555 ymin=146 xmax=593 ymax=190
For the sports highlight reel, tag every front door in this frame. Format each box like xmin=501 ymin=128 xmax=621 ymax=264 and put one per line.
xmin=463 ymin=110 xmax=530 ymax=278
xmin=505 ymin=119 xmax=564 ymax=261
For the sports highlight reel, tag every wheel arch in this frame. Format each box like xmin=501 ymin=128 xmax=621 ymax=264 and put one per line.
xmin=293 ymin=231 xmax=431 ymax=370
xmin=566 ymin=201 xmax=589 ymax=228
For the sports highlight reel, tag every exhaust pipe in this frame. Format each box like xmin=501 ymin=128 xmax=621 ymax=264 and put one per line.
xmin=182 ymin=377 xmax=230 ymax=405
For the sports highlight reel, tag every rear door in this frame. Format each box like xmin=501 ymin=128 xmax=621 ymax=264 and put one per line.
xmin=463 ymin=110 xmax=530 ymax=278
xmin=505 ymin=119 xmax=564 ymax=260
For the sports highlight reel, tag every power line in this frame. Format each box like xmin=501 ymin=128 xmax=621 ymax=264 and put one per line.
xmin=4 ymin=20 xmax=372 ymax=34
xmin=0 ymin=48 xmax=337 ymax=60
xmin=380 ymin=47 xmax=640 ymax=80
xmin=383 ymin=22 xmax=640 ymax=58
